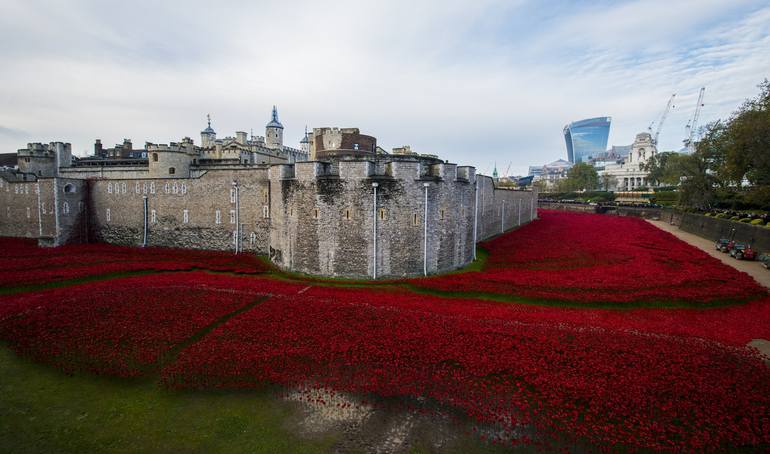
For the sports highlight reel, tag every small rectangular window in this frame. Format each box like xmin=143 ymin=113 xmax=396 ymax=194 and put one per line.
xmin=230 ymin=210 xmax=236 ymax=224
xmin=345 ymin=209 xmax=351 ymax=220
xmin=26 ymin=207 xmax=31 ymax=219
xmin=183 ymin=209 xmax=189 ymax=224
xmin=413 ymin=213 xmax=419 ymax=225
xmin=262 ymin=206 xmax=269 ymax=218
xmin=313 ymin=208 xmax=319 ymax=219
xmin=151 ymin=209 xmax=157 ymax=223
xmin=230 ymin=188 xmax=236 ymax=203
xmin=106 ymin=208 xmax=111 ymax=222
xmin=440 ymin=209 xmax=445 ymax=220
xmin=379 ymin=208 xmax=386 ymax=220
xmin=215 ymin=210 xmax=221 ymax=224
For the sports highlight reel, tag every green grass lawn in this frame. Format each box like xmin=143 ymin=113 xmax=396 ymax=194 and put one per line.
xmin=0 ymin=345 xmax=337 ymax=454
xmin=0 ymin=345 xmax=521 ymax=453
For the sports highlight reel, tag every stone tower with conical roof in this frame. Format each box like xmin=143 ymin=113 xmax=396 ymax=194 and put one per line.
xmin=200 ymin=114 xmax=216 ymax=147
xmin=265 ymin=106 xmax=284 ymax=150
xmin=299 ymin=125 xmax=310 ymax=155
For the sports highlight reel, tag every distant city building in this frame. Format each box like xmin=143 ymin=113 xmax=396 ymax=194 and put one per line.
xmin=599 ymin=132 xmax=657 ymax=191
xmin=528 ymin=158 xmax=573 ymax=190
xmin=563 ymin=117 xmax=611 ymax=164
xmin=587 ymin=145 xmax=632 ymax=171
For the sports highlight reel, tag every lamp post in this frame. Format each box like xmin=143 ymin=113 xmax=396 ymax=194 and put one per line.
xmin=501 ymin=200 xmax=505 ymax=233
xmin=372 ymin=182 xmax=379 ymax=279
xmin=473 ymin=180 xmax=478 ymax=260
xmin=232 ymin=181 xmax=240 ymax=253
xmin=142 ymin=195 xmax=148 ymax=247
xmin=35 ymin=183 xmax=43 ymax=237
xmin=423 ymin=182 xmax=429 ymax=276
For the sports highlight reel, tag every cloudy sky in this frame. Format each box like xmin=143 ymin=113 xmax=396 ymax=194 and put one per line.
xmin=1 ymin=0 xmax=768 ymax=175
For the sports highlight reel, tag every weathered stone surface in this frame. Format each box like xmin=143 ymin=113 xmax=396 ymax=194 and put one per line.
xmin=1 ymin=161 xmax=538 ymax=278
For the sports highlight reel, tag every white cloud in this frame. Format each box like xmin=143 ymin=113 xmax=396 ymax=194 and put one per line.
xmin=0 ymin=0 xmax=767 ymax=175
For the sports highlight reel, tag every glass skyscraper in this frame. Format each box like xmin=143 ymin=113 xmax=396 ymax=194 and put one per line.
xmin=563 ymin=117 xmax=611 ymax=163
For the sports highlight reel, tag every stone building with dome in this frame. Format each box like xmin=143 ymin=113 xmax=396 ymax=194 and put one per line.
xmin=599 ymin=132 xmax=658 ymax=191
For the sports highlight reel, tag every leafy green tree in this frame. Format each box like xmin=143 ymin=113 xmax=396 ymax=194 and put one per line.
xmin=561 ymin=162 xmax=599 ymax=191
xmin=641 ymin=151 xmax=678 ymax=185
xmin=639 ymin=80 xmax=770 ymax=209
xmin=675 ymin=152 xmax=719 ymax=209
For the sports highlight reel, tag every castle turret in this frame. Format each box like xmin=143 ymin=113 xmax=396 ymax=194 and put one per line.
xmin=201 ymin=114 xmax=216 ymax=148
xmin=17 ymin=142 xmax=71 ymax=177
xmin=300 ymin=126 xmax=310 ymax=155
xmin=311 ymin=127 xmax=376 ymax=161
xmin=147 ymin=140 xmax=198 ymax=178
xmin=265 ymin=105 xmax=284 ymax=150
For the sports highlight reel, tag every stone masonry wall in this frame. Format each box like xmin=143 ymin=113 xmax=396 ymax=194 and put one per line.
xmin=476 ymin=175 xmax=538 ymax=242
xmin=88 ymin=169 xmax=271 ymax=253
xmin=269 ymin=161 xmax=537 ymax=279
xmin=1 ymin=163 xmax=538 ymax=278
xmin=0 ymin=176 xmax=86 ymax=245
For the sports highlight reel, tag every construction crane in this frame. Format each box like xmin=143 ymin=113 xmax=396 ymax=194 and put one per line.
xmin=647 ymin=93 xmax=676 ymax=146
xmin=504 ymin=162 xmax=512 ymax=179
xmin=684 ymin=87 xmax=706 ymax=153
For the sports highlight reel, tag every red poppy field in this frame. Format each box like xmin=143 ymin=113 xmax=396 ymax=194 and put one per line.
xmin=1 ymin=210 xmax=769 ymax=452
xmin=0 ymin=237 xmax=267 ymax=289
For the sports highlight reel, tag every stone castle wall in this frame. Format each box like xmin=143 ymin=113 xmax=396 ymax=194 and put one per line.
xmin=0 ymin=177 xmax=87 ymax=245
xmin=269 ymin=160 xmax=537 ymax=278
xmin=1 ymin=163 xmax=538 ymax=278
xmin=88 ymin=169 xmax=271 ymax=253
xmin=476 ymin=176 xmax=538 ymax=242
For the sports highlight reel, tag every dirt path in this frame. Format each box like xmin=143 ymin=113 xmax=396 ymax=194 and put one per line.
xmin=648 ymin=219 xmax=770 ymax=363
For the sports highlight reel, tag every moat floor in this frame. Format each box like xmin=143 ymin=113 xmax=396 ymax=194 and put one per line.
xmin=1 ymin=210 xmax=768 ymax=452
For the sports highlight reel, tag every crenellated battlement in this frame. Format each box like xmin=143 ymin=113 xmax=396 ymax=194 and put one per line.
xmin=457 ymin=166 xmax=476 ymax=183
xmin=269 ymin=159 xmax=476 ymax=184
xmin=146 ymin=142 xmax=197 ymax=154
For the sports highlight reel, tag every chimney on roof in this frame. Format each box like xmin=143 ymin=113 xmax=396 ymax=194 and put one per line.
xmin=94 ymin=139 xmax=103 ymax=157
xmin=236 ymin=131 xmax=247 ymax=145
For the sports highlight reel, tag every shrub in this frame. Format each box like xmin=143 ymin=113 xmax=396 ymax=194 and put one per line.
xmin=750 ymin=219 xmax=765 ymax=226
xmin=715 ymin=213 xmax=728 ymax=219
xmin=730 ymin=216 xmax=740 ymax=221
xmin=739 ymin=218 xmax=752 ymax=223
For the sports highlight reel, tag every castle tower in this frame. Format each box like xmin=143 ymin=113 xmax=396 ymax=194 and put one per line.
xmin=147 ymin=139 xmax=197 ymax=178
xmin=200 ymin=114 xmax=216 ymax=148
xmin=265 ymin=105 xmax=284 ymax=150
xmin=300 ymin=125 xmax=310 ymax=155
